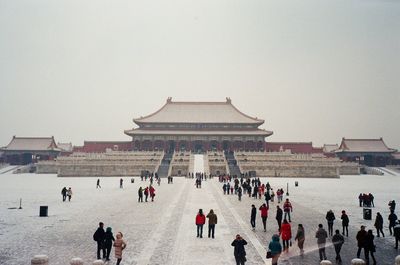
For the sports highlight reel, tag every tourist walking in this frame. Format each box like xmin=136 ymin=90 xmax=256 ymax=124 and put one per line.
xmin=96 ymin=178 xmax=101 ymax=188
xmin=231 ymin=234 xmax=247 ymax=265
xmin=113 ymin=232 xmax=126 ymax=265
xmin=326 ymin=210 xmax=335 ymax=236
xmin=283 ymin=199 xmax=293 ymax=222
xmin=394 ymin=220 xmax=400 ymax=249
xmin=67 ymin=187 xmax=73 ymax=201
xmin=259 ymin=203 xmax=269 ymax=232
xmin=237 ymin=186 xmax=242 ymax=201
xmin=280 ymin=219 xmax=292 ymax=252
xmin=196 ymin=209 xmax=206 ymax=238
xmin=332 ymin=229 xmax=344 ymax=263
xmin=206 ymin=209 xmax=217 ymax=238
xmin=250 ymin=204 xmax=256 ymax=230
xmin=276 ymin=205 xmax=283 ymax=232
xmin=356 ymin=225 xmax=367 ymax=259
xmin=341 ymin=210 xmax=349 ymax=237
xmin=364 ymin=229 xmax=377 ymax=265
xmin=93 ymin=222 xmax=106 ymax=260
xmin=61 ymin=187 xmax=67 ymax=202
xmin=389 ymin=200 xmax=396 ymax=211
xmin=144 ymin=187 xmax=149 ymax=202
xmin=149 ymin=185 xmax=156 ymax=202
xmin=264 ymin=190 xmax=271 ymax=207
xmin=119 ymin=178 xmax=123 ymax=189
xmin=374 ymin=212 xmax=384 ymax=237
xmin=315 ymin=224 xmax=328 ymax=261
xmin=104 ymin=227 xmax=115 ymax=261
xmin=138 ymin=187 xmax=143 ymax=203
xmin=268 ymin=234 xmax=282 ymax=265
xmin=294 ymin=224 xmax=305 ymax=255
xmin=389 ymin=210 xmax=398 ymax=235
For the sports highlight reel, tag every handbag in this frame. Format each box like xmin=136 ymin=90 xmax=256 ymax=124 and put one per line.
xmin=266 ymin=251 xmax=272 ymax=259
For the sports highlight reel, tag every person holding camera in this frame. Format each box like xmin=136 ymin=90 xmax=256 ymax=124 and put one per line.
xmin=231 ymin=234 xmax=247 ymax=265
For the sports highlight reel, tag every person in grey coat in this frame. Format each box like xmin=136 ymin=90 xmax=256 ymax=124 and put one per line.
xmin=315 ymin=224 xmax=328 ymax=261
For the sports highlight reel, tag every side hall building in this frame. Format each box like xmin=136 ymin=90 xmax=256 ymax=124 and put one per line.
xmin=124 ymin=98 xmax=273 ymax=152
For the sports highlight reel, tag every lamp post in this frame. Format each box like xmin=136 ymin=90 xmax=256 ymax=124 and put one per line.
xmin=286 ymin=182 xmax=289 ymax=196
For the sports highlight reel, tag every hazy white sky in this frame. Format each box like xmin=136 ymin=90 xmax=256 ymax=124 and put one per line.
xmin=0 ymin=0 xmax=399 ymax=149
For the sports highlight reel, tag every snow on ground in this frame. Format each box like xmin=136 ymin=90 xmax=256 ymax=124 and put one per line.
xmin=0 ymin=172 xmax=399 ymax=265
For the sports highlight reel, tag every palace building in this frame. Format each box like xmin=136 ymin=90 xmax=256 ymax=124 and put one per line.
xmin=124 ymin=98 xmax=273 ymax=152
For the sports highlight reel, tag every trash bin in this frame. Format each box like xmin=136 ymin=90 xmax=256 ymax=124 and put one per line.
xmin=363 ymin=207 xmax=372 ymax=220
xmin=295 ymin=181 xmax=298 ymax=187
xmin=39 ymin=206 xmax=48 ymax=217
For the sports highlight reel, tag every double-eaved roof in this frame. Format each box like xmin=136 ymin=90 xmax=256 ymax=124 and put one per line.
xmin=2 ymin=136 xmax=60 ymax=152
xmin=335 ymin=138 xmax=396 ymax=153
xmin=133 ymin=97 xmax=264 ymax=125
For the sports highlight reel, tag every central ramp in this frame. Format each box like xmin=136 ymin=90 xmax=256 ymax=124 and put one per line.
xmin=193 ymin=154 xmax=204 ymax=173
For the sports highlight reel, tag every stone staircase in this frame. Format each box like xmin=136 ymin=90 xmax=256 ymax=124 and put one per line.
xmin=224 ymin=151 xmax=241 ymax=177
xmin=157 ymin=151 xmax=174 ymax=177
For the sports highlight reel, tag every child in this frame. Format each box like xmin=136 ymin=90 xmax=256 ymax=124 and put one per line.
xmin=113 ymin=232 xmax=127 ymax=265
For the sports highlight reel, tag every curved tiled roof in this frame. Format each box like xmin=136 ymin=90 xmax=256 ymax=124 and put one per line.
xmin=2 ymin=136 xmax=60 ymax=151
xmin=125 ymin=128 xmax=272 ymax=136
xmin=336 ymin=138 xmax=396 ymax=153
xmin=133 ymin=98 xmax=264 ymax=125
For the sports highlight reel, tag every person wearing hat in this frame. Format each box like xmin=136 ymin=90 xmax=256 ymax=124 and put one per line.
xmin=356 ymin=225 xmax=368 ymax=259
xmin=104 ymin=227 xmax=115 ymax=261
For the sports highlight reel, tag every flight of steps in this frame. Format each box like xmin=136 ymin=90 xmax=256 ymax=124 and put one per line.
xmin=157 ymin=151 xmax=174 ymax=177
xmin=224 ymin=151 xmax=241 ymax=177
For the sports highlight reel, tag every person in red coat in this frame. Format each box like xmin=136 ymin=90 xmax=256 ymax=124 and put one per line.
xmin=280 ymin=219 xmax=292 ymax=252
xmin=259 ymin=203 xmax=269 ymax=232
xmin=149 ymin=185 xmax=156 ymax=202
xmin=196 ymin=209 xmax=206 ymax=238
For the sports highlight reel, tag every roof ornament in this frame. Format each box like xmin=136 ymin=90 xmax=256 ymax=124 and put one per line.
xmin=167 ymin=97 xmax=172 ymax=103
xmin=226 ymin=97 xmax=231 ymax=104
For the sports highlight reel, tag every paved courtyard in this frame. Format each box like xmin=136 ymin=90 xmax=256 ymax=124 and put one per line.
xmin=0 ymin=172 xmax=399 ymax=265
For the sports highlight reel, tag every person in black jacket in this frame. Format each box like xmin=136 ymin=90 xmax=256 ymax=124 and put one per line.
xmin=93 ymin=222 xmax=106 ymax=260
xmin=364 ymin=229 xmax=377 ymax=265
xmin=341 ymin=210 xmax=349 ymax=237
xmin=388 ymin=210 xmax=398 ymax=236
xmin=356 ymin=225 xmax=367 ymax=259
xmin=276 ymin=205 xmax=283 ymax=232
xmin=394 ymin=221 xmax=400 ymax=249
xmin=332 ymin=229 xmax=344 ymax=263
xmin=61 ymin=187 xmax=67 ymax=202
xmin=104 ymin=227 xmax=115 ymax=261
xmin=231 ymin=234 xmax=247 ymax=265
xmin=326 ymin=210 xmax=335 ymax=236
xmin=374 ymin=212 xmax=384 ymax=237
xmin=250 ymin=205 xmax=256 ymax=230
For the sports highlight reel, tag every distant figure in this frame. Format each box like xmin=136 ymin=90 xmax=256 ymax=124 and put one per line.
xmin=294 ymin=224 xmax=305 ymax=255
xmin=250 ymin=204 xmax=256 ymax=230
xmin=326 ymin=210 xmax=335 ymax=236
xmin=283 ymin=199 xmax=293 ymax=222
xmin=268 ymin=234 xmax=282 ymax=265
xmin=138 ymin=187 xmax=143 ymax=203
xmin=144 ymin=186 xmax=149 ymax=202
xmin=104 ymin=227 xmax=115 ymax=261
xmin=113 ymin=232 xmax=126 ymax=265
xmin=389 ymin=210 xmax=398 ymax=235
xmin=358 ymin=193 xmax=363 ymax=207
xmin=394 ymin=220 xmax=400 ymax=249
xmin=149 ymin=185 xmax=156 ymax=202
xmin=332 ymin=229 xmax=344 ymax=263
xmin=341 ymin=210 xmax=349 ymax=237
xmin=237 ymin=186 xmax=242 ymax=201
xmin=356 ymin=225 xmax=367 ymax=259
xmin=206 ymin=209 xmax=218 ymax=238
xmin=231 ymin=234 xmax=247 ymax=265
xmin=259 ymin=203 xmax=269 ymax=232
xmin=280 ymin=219 xmax=292 ymax=252
xmin=315 ymin=224 xmax=328 ymax=261
xmin=364 ymin=229 xmax=377 ymax=265
xmin=374 ymin=212 xmax=384 ymax=237
xmin=276 ymin=205 xmax=283 ymax=232
xmin=93 ymin=222 xmax=106 ymax=260
xmin=96 ymin=178 xmax=101 ymax=189
xmin=67 ymin=187 xmax=73 ymax=201
xmin=61 ymin=187 xmax=67 ymax=202
xmin=389 ymin=200 xmax=396 ymax=211
xmin=195 ymin=209 xmax=206 ymax=238
xmin=120 ymin=178 xmax=123 ymax=189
